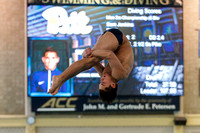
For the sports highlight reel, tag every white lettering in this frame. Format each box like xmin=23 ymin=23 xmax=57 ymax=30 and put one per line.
xmin=152 ymin=104 xmax=176 ymax=110
xmin=83 ymin=104 xmax=97 ymax=111
xmin=107 ymin=104 xmax=118 ymax=110
xmin=140 ymin=88 xmax=158 ymax=94
xmin=106 ymin=22 xmax=117 ymax=27
xmin=117 ymin=22 xmax=134 ymax=27
xmin=145 ymin=81 xmax=158 ymax=88
xmin=119 ymin=104 xmax=145 ymax=110
xmin=144 ymin=8 xmax=162 ymax=14
xmin=127 ymin=8 xmax=144 ymax=15
xmin=146 ymin=74 xmax=162 ymax=81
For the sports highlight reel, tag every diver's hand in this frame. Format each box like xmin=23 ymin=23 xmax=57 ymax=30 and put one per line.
xmin=82 ymin=47 xmax=92 ymax=58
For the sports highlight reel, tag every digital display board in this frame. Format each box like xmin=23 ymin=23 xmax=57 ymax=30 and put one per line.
xmin=27 ymin=4 xmax=183 ymax=97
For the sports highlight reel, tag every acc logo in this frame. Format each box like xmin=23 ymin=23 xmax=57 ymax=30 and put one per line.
xmin=40 ymin=97 xmax=78 ymax=108
xmin=42 ymin=6 xmax=93 ymax=35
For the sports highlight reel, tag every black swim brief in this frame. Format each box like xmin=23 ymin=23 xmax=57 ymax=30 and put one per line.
xmin=103 ymin=29 xmax=123 ymax=45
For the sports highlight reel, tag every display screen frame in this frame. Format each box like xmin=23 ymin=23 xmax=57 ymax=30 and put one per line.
xmin=27 ymin=3 xmax=183 ymax=97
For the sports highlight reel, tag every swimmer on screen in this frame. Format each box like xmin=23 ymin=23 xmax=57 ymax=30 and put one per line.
xmin=48 ymin=29 xmax=134 ymax=104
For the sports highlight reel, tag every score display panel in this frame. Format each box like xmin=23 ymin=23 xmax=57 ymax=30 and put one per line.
xmin=27 ymin=1 xmax=183 ymax=113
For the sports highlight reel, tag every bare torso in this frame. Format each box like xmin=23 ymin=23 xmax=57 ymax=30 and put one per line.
xmin=92 ymin=31 xmax=134 ymax=80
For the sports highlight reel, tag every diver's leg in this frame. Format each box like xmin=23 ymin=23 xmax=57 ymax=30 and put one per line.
xmin=48 ymin=57 xmax=101 ymax=95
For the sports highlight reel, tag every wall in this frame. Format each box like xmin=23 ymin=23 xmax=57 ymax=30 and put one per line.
xmin=183 ymin=0 xmax=200 ymax=114
xmin=0 ymin=0 xmax=25 ymax=114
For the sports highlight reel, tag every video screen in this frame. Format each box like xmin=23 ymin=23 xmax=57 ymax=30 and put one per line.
xmin=27 ymin=5 xmax=183 ymax=97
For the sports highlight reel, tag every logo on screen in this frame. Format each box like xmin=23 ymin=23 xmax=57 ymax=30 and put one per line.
xmin=42 ymin=7 xmax=93 ymax=35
